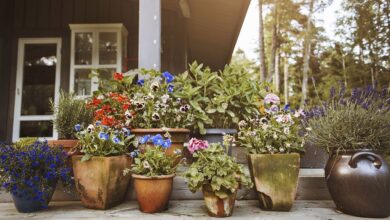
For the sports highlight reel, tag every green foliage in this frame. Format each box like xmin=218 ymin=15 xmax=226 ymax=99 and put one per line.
xmin=305 ymin=102 xmax=390 ymax=152
xmin=184 ymin=143 xmax=253 ymax=199
xmin=50 ymin=92 xmax=93 ymax=139
xmin=75 ymin=124 xmax=136 ymax=161
xmin=174 ymin=61 xmax=266 ymax=134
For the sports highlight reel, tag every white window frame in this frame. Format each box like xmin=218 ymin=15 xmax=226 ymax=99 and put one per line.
xmin=69 ymin=23 xmax=128 ymax=97
xmin=12 ymin=38 xmax=62 ymax=142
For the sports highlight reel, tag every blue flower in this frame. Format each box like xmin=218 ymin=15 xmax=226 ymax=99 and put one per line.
xmin=162 ymin=139 xmax=172 ymax=149
xmin=74 ymin=124 xmax=81 ymax=132
xmin=98 ymin=132 xmax=109 ymax=141
xmin=122 ymin=128 xmax=131 ymax=136
xmin=112 ymin=136 xmax=121 ymax=144
xmin=162 ymin=71 xmax=174 ymax=83
xmin=95 ymin=121 xmax=102 ymax=126
xmin=167 ymin=84 xmax=174 ymax=93
xmin=139 ymin=135 xmax=151 ymax=144
xmin=151 ymin=134 xmax=164 ymax=146
xmin=284 ymin=104 xmax=290 ymax=111
xmin=130 ymin=150 xmax=139 ymax=158
xmin=137 ymin=79 xmax=145 ymax=86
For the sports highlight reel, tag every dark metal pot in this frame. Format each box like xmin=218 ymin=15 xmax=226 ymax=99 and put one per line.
xmin=325 ymin=150 xmax=390 ymax=218
xmin=192 ymin=128 xmax=237 ymax=155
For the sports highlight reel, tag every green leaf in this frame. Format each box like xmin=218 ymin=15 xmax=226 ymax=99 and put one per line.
xmin=81 ymin=154 xmax=91 ymax=162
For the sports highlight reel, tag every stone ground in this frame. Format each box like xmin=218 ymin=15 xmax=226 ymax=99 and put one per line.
xmin=0 ymin=200 xmax=382 ymax=220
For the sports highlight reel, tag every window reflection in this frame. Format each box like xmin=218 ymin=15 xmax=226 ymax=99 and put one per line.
xmin=75 ymin=33 xmax=93 ymax=65
xmin=99 ymin=32 xmax=117 ymax=64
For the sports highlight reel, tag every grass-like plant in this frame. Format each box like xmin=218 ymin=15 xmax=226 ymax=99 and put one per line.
xmin=50 ymin=92 xmax=93 ymax=139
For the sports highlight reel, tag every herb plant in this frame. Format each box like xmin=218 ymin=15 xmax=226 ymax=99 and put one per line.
xmin=238 ymin=94 xmax=305 ymax=154
xmin=0 ymin=139 xmax=72 ymax=208
xmin=184 ymin=138 xmax=253 ymax=199
xmin=124 ymin=135 xmax=180 ymax=177
xmin=50 ymin=92 xmax=93 ymax=139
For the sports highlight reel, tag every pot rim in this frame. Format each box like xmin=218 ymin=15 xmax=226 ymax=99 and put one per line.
xmin=330 ymin=148 xmax=377 ymax=155
xmin=195 ymin=128 xmax=237 ymax=135
xmin=131 ymin=173 xmax=175 ymax=179
xmin=131 ymin=128 xmax=190 ymax=133
xmin=247 ymin=152 xmax=301 ymax=156
xmin=72 ymin=155 xmax=130 ymax=159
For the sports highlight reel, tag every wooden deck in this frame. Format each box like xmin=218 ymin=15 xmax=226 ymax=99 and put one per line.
xmin=0 ymin=200 xmax=376 ymax=219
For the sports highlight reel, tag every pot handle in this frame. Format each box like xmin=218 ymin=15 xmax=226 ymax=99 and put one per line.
xmin=349 ymin=152 xmax=382 ymax=169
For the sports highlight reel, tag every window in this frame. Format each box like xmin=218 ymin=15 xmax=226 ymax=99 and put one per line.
xmin=69 ymin=24 xmax=128 ymax=97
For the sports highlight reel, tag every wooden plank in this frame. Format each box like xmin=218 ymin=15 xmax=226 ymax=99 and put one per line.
xmin=97 ymin=0 xmax=109 ymax=22
xmin=73 ymin=0 xmax=86 ymax=23
xmin=24 ymin=0 xmax=37 ymax=28
xmin=108 ymin=0 xmax=121 ymax=22
xmin=13 ymin=0 xmax=25 ymax=29
xmin=85 ymin=0 xmax=97 ymax=23
xmin=62 ymin=0 xmax=73 ymax=27
xmin=36 ymin=0 xmax=50 ymax=28
xmin=50 ymin=0 xmax=62 ymax=29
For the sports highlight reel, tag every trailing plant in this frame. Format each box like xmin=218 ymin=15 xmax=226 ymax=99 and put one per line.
xmin=50 ymin=92 xmax=93 ymax=139
xmin=238 ymin=93 xmax=305 ymax=154
xmin=174 ymin=61 xmax=265 ymax=134
xmin=304 ymin=101 xmax=390 ymax=152
xmin=74 ymin=122 xmax=136 ymax=161
xmin=184 ymin=138 xmax=252 ymax=199
xmin=123 ymin=134 xmax=180 ymax=177
xmin=0 ymin=139 xmax=72 ymax=208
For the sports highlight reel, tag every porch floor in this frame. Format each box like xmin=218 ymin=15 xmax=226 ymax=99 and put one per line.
xmin=0 ymin=200 xmax=376 ymax=220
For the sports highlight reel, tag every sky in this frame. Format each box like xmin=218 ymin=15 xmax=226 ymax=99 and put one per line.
xmin=234 ymin=0 xmax=343 ymax=61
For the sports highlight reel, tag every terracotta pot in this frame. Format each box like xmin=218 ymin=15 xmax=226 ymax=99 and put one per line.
xmin=325 ymin=150 xmax=390 ymax=218
xmin=202 ymin=185 xmax=237 ymax=217
xmin=47 ymin=139 xmax=79 ymax=155
xmin=132 ymin=174 xmax=174 ymax=213
xmin=247 ymin=153 xmax=300 ymax=211
xmin=131 ymin=128 xmax=190 ymax=156
xmin=72 ymin=155 xmax=132 ymax=210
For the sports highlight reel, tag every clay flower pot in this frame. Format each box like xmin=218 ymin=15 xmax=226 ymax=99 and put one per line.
xmin=72 ymin=155 xmax=132 ymax=210
xmin=325 ymin=150 xmax=390 ymax=218
xmin=132 ymin=174 xmax=175 ymax=213
xmin=131 ymin=128 xmax=189 ymax=156
xmin=202 ymin=185 xmax=237 ymax=217
xmin=247 ymin=153 xmax=300 ymax=211
xmin=47 ymin=139 xmax=79 ymax=155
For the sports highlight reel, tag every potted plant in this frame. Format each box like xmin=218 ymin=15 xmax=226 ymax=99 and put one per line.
xmin=238 ymin=93 xmax=305 ymax=211
xmin=304 ymin=92 xmax=390 ymax=218
xmin=174 ymin=62 xmax=265 ymax=152
xmin=0 ymin=138 xmax=72 ymax=213
xmin=123 ymin=134 xmax=180 ymax=213
xmin=184 ymin=138 xmax=252 ymax=217
xmin=49 ymin=91 xmax=93 ymax=153
xmin=90 ymin=71 xmax=192 ymax=156
xmin=72 ymin=123 xmax=136 ymax=210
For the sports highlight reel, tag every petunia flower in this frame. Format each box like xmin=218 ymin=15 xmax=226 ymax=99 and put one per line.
xmin=137 ymin=79 xmax=145 ymax=86
xmin=162 ymin=71 xmax=174 ymax=83
xmin=187 ymin=138 xmax=209 ymax=154
xmin=264 ymin=93 xmax=280 ymax=105
xmin=167 ymin=84 xmax=174 ymax=93
xmin=162 ymin=139 xmax=172 ymax=149
xmin=74 ymin=124 xmax=81 ymax=132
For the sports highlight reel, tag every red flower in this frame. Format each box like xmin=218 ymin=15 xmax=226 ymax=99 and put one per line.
xmin=90 ymin=97 xmax=102 ymax=106
xmin=122 ymin=103 xmax=130 ymax=110
xmin=113 ymin=72 xmax=124 ymax=81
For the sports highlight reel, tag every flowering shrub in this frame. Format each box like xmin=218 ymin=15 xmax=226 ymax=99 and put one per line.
xmin=74 ymin=122 xmax=136 ymax=161
xmin=0 ymin=139 xmax=72 ymax=208
xmin=123 ymin=135 xmax=180 ymax=177
xmin=238 ymin=93 xmax=305 ymax=154
xmin=184 ymin=139 xmax=252 ymax=199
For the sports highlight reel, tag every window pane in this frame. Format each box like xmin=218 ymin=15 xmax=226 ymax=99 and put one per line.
xmin=99 ymin=32 xmax=117 ymax=65
xmin=22 ymin=44 xmax=56 ymax=116
xmin=74 ymin=69 xmax=92 ymax=96
xmin=75 ymin=32 xmax=93 ymax=65
xmin=20 ymin=121 xmax=53 ymax=138
xmin=98 ymin=68 xmax=116 ymax=90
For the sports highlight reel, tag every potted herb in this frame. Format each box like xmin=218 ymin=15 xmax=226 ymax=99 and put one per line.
xmin=90 ymin=71 xmax=192 ymax=157
xmin=184 ymin=138 xmax=252 ymax=217
xmin=305 ymin=92 xmax=390 ymax=218
xmin=124 ymin=134 xmax=179 ymax=213
xmin=238 ymin=93 xmax=305 ymax=211
xmin=175 ymin=62 xmax=264 ymax=152
xmin=49 ymin=92 xmax=93 ymax=153
xmin=72 ymin=123 xmax=135 ymax=209
xmin=0 ymin=138 xmax=72 ymax=213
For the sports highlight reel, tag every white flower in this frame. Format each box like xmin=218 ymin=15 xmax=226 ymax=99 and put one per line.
xmin=87 ymin=124 xmax=95 ymax=133
xmin=143 ymin=161 xmax=151 ymax=169
xmin=276 ymin=114 xmax=292 ymax=124
xmin=273 ymin=133 xmax=278 ymax=140
xmin=264 ymin=93 xmax=280 ymax=105
xmin=261 ymin=124 xmax=269 ymax=130
xmin=294 ymin=109 xmax=305 ymax=118
xmin=238 ymin=120 xmax=247 ymax=129
xmin=279 ymin=147 xmax=285 ymax=153
xmin=152 ymin=112 xmax=161 ymax=121
xmin=286 ymin=143 xmax=291 ymax=148
xmin=125 ymin=110 xmax=134 ymax=120
xmin=306 ymin=127 xmax=312 ymax=131
xmin=283 ymin=127 xmax=290 ymax=135
xmin=161 ymin=94 xmax=170 ymax=104
xmin=150 ymin=81 xmax=160 ymax=91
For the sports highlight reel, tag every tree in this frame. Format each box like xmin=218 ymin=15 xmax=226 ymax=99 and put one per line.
xmin=258 ymin=0 xmax=267 ymax=82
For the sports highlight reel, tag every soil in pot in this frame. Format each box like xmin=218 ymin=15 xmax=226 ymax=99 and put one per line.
xmin=247 ymin=153 xmax=300 ymax=211
xmin=72 ymin=155 xmax=131 ymax=210
xmin=202 ymin=185 xmax=237 ymax=217
xmin=132 ymin=174 xmax=174 ymax=213
xmin=325 ymin=150 xmax=390 ymax=218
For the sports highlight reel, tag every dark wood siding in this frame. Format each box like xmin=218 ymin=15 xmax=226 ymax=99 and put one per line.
xmin=0 ymin=0 xmax=139 ymax=142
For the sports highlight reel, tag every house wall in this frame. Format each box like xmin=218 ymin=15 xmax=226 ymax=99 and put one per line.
xmin=0 ymin=0 xmax=140 ymax=142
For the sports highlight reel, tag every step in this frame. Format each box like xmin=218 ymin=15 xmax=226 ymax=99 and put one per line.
xmin=0 ymin=169 xmax=330 ymax=202
xmin=0 ymin=200 xmax=363 ymax=219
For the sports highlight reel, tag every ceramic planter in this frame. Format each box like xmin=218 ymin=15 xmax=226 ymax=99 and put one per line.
xmin=47 ymin=139 xmax=79 ymax=155
xmin=193 ymin=128 xmax=237 ymax=155
xmin=72 ymin=155 xmax=131 ymax=210
xmin=247 ymin=153 xmax=300 ymax=211
xmin=132 ymin=174 xmax=174 ymax=213
xmin=325 ymin=150 xmax=390 ymax=218
xmin=131 ymin=128 xmax=189 ymax=156
xmin=202 ymin=185 xmax=237 ymax=217
xmin=12 ymin=180 xmax=57 ymax=213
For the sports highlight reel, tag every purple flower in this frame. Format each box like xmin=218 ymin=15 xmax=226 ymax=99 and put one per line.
xmin=162 ymin=139 xmax=172 ymax=149
xmin=139 ymin=135 xmax=151 ymax=144
xmin=137 ymin=79 xmax=145 ymax=86
xmin=98 ymin=132 xmax=109 ymax=141
xmin=264 ymin=93 xmax=280 ymax=105
xmin=74 ymin=124 xmax=81 ymax=132
xmin=162 ymin=71 xmax=174 ymax=83
xmin=167 ymin=84 xmax=174 ymax=93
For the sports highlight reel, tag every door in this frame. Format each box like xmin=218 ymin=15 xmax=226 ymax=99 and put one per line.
xmin=12 ymin=38 xmax=61 ymax=142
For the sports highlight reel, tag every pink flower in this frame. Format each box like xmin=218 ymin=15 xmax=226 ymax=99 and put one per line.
xmin=188 ymin=138 xmax=209 ymax=154
xmin=264 ymin=93 xmax=280 ymax=105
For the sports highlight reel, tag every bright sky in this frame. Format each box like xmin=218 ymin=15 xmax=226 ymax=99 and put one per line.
xmin=234 ymin=0 xmax=343 ymax=61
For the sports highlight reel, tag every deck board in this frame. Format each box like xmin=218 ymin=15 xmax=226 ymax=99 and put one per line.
xmin=0 ymin=200 xmax=377 ymax=220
